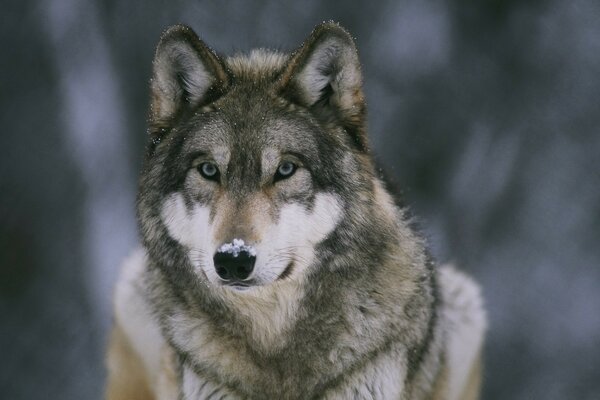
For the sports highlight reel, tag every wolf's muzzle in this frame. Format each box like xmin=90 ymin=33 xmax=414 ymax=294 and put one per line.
xmin=213 ymin=248 xmax=256 ymax=281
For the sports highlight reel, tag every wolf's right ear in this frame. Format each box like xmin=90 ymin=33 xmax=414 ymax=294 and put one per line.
xmin=278 ymin=22 xmax=368 ymax=152
xmin=150 ymin=25 xmax=228 ymax=127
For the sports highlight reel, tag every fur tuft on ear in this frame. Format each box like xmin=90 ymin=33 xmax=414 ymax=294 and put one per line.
xmin=279 ymin=22 xmax=368 ymax=151
xmin=150 ymin=25 xmax=228 ymax=128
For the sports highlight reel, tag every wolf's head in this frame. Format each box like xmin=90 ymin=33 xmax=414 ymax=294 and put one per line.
xmin=138 ymin=23 xmax=398 ymax=294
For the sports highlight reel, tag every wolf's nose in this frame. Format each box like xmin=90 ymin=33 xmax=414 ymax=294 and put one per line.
xmin=213 ymin=250 xmax=256 ymax=281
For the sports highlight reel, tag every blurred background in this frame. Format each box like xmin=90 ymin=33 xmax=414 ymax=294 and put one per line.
xmin=1 ymin=0 xmax=599 ymax=398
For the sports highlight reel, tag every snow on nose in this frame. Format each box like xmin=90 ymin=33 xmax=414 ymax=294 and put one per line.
xmin=217 ymin=238 xmax=257 ymax=257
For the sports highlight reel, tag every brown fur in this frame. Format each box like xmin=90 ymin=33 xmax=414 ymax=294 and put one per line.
xmin=429 ymin=364 xmax=449 ymax=400
xmin=105 ymin=325 xmax=154 ymax=400
xmin=459 ymin=353 xmax=483 ymax=400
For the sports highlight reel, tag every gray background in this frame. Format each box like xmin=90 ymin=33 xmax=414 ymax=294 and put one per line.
xmin=1 ymin=0 xmax=599 ymax=399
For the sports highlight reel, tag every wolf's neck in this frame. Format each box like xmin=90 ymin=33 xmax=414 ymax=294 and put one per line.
xmin=216 ymin=279 xmax=307 ymax=351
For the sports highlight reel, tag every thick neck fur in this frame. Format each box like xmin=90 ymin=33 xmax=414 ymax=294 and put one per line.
xmin=145 ymin=177 xmax=436 ymax=398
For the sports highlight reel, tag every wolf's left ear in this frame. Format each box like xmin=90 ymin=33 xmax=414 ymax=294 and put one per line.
xmin=150 ymin=25 xmax=228 ymax=127
xmin=279 ymin=22 xmax=368 ymax=151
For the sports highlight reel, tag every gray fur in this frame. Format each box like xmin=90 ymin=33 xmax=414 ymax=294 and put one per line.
xmin=107 ymin=22 xmax=486 ymax=400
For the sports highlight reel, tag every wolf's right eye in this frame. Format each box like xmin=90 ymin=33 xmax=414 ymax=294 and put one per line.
xmin=198 ymin=162 xmax=220 ymax=181
xmin=274 ymin=161 xmax=297 ymax=183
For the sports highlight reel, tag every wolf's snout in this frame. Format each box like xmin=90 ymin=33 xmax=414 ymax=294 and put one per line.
xmin=214 ymin=251 xmax=256 ymax=281
xmin=213 ymin=239 xmax=257 ymax=281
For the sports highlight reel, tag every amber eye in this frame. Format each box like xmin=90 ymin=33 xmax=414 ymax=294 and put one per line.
xmin=274 ymin=161 xmax=297 ymax=182
xmin=198 ymin=162 xmax=219 ymax=181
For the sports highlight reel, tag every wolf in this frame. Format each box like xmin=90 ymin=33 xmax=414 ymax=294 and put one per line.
xmin=105 ymin=22 xmax=486 ymax=400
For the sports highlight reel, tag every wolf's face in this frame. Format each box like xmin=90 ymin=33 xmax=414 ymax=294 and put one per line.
xmin=139 ymin=24 xmax=372 ymax=292
xmin=158 ymin=105 xmax=345 ymax=290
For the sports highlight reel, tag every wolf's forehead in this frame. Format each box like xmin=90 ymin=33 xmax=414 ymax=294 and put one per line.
xmin=186 ymin=116 xmax=317 ymax=155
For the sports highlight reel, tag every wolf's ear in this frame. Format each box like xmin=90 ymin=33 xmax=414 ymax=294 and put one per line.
xmin=150 ymin=25 xmax=228 ymax=126
xmin=279 ymin=22 xmax=368 ymax=151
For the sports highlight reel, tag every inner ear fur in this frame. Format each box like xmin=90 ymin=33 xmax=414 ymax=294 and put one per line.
xmin=279 ymin=22 xmax=368 ymax=152
xmin=149 ymin=24 xmax=228 ymax=130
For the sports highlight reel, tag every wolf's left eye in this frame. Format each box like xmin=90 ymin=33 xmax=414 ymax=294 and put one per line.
xmin=274 ymin=161 xmax=297 ymax=182
xmin=198 ymin=162 xmax=220 ymax=181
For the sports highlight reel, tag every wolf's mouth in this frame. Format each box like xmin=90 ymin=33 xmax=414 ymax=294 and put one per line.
xmin=219 ymin=260 xmax=295 ymax=290
xmin=223 ymin=281 xmax=256 ymax=291
xmin=227 ymin=283 xmax=251 ymax=291
xmin=277 ymin=261 xmax=295 ymax=281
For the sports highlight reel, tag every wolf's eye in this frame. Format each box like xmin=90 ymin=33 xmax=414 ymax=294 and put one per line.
xmin=274 ymin=161 xmax=297 ymax=182
xmin=198 ymin=162 xmax=219 ymax=181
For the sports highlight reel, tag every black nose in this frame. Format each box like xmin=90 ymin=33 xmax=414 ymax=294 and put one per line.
xmin=213 ymin=250 xmax=256 ymax=281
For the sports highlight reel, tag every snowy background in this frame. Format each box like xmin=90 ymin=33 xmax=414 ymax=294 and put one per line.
xmin=1 ymin=1 xmax=599 ymax=398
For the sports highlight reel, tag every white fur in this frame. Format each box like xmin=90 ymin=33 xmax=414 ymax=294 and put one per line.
xmin=438 ymin=265 xmax=487 ymax=400
xmin=160 ymin=193 xmax=219 ymax=283
xmin=113 ymin=248 xmax=165 ymax=393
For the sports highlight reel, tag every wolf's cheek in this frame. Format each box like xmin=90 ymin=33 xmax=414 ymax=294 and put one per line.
xmin=160 ymin=192 xmax=213 ymax=253
xmin=280 ymin=193 xmax=343 ymax=246
xmin=256 ymin=193 xmax=343 ymax=281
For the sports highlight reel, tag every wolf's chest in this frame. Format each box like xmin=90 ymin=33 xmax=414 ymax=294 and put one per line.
xmin=170 ymin=314 xmax=346 ymax=398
